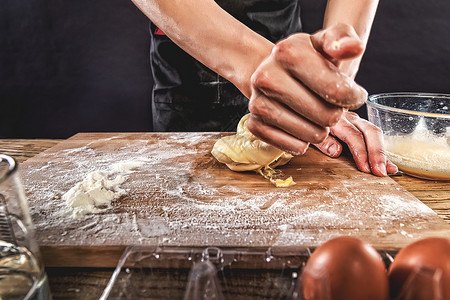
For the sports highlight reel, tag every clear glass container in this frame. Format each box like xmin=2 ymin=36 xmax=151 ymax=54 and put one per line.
xmin=100 ymin=246 xmax=309 ymax=299
xmin=367 ymin=93 xmax=450 ymax=180
xmin=100 ymin=246 xmax=395 ymax=300
xmin=0 ymin=155 xmax=52 ymax=299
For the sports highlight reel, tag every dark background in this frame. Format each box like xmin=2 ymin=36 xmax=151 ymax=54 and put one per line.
xmin=1 ymin=0 xmax=449 ymax=138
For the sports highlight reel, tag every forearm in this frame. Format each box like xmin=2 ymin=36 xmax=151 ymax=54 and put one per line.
xmin=131 ymin=0 xmax=273 ymax=98
xmin=323 ymin=0 xmax=379 ymax=78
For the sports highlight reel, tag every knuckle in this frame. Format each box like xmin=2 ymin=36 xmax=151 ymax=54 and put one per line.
xmin=247 ymin=118 xmax=270 ymax=143
xmin=368 ymin=125 xmax=383 ymax=136
xmin=343 ymin=128 xmax=364 ymax=145
xmin=246 ymin=119 xmax=256 ymax=134
xmin=351 ymin=87 xmax=368 ymax=109
xmin=359 ymin=43 xmax=366 ymax=54
xmin=251 ymin=68 xmax=273 ymax=90
xmin=247 ymin=98 xmax=256 ymax=114
xmin=322 ymin=108 xmax=344 ymax=126
xmin=273 ymin=40 xmax=291 ymax=59
xmin=327 ymin=79 xmax=352 ymax=104
xmin=248 ymin=96 xmax=270 ymax=118
xmin=246 ymin=116 xmax=261 ymax=136
xmin=345 ymin=111 xmax=359 ymax=119
xmin=310 ymin=128 xmax=329 ymax=144
xmin=322 ymin=29 xmax=333 ymax=43
xmin=358 ymin=88 xmax=369 ymax=105
xmin=328 ymin=108 xmax=344 ymax=126
xmin=347 ymin=138 xmax=365 ymax=154
xmin=273 ymin=38 xmax=303 ymax=65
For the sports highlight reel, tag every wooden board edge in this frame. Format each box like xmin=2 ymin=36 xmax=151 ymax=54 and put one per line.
xmin=41 ymin=245 xmax=127 ymax=268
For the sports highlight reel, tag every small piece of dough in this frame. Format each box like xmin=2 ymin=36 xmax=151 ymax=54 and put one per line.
xmin=211 ymin=114 xmax=295 ymax=186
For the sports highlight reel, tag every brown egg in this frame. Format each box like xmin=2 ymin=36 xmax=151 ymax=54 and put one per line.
xmin=388 ymin=237 xmax=450 ymax=300
xmin=301 ymin=236 xmax=388 ymax=300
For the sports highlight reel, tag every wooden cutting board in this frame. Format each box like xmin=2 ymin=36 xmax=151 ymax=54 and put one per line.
xmin=19 ymin=133 xmax=450 ymax=267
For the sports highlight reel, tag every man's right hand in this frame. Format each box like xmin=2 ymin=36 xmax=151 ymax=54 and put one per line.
xmin=247 ymin=23 xmax=367 ymax=156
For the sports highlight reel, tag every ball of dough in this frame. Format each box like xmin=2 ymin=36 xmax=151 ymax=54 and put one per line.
xmin=211 ymin=114 xmax=293 ymax=171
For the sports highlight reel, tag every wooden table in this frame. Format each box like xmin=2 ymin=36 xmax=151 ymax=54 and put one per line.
xmin=1 ymin=138 xmax=449 ymax=299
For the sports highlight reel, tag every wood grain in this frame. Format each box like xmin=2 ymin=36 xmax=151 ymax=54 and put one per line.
xmin=13 ymin=133 xmax=450 ymax=268
xmin=1 ymin=137 xmax=450 ymax=299
xmin=46 ymin=267 xmax=113 ymax=300
xmin=2 ymin=138 xmax=448 ymax=225
xmin=390 ymin=176 xmax=450 ymax=223
xmin=0 ymin=139 xmax=62 ymax=163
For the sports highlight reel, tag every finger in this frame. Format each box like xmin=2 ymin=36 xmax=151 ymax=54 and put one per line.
xmin=248 ymin=92 xmax=329 ymax=144
xmin=311 ymin=23 xmax=364 ymax=61
xmin=313 ymin=135 xmax=343 ymax=158
xmin=272 ymin=34 xmax=367 ymax=110
xmin=386 ymin=159 xmax=399 ymax=175
xmin=247 ymin=113 xmax=310 ymax=156
xmin=251 ymin=58 xmax=344 ymax=128
xmin=345 ymin=112 xmax=389 ymax=176
xmin=329 ymin=117 xmax=371 ymax=174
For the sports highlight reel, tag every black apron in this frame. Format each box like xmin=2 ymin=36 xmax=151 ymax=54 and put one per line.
xmin=150 ymin=0 xmax=302 ymax=132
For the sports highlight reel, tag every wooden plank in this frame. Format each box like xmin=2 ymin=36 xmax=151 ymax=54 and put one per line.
xmin=46 ymin=267 xmax=113 ymax=300
xmin=2 ymin=139 xmax=449 ymax=225
xmin=0 ymin=139 xmax=63 ymax=163
xmin=390 ymin=176 xmax=450 ymax=224
xmin=17 ymin=133 xmax=450 ymax=267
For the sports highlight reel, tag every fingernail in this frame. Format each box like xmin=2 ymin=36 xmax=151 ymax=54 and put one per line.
xmin=327 ymin=143 xmax=339 ymax=157
xmin=388 ymin=164 xmax=399 ymax=174
xmin=291 ymin=144 xmax=309 ymax=156
xmin=375 ymin=162 xmax=387 ymax=176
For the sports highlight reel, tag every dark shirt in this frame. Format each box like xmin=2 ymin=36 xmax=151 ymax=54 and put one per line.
xmin=150 ymin=0 xmax=302 ymax=131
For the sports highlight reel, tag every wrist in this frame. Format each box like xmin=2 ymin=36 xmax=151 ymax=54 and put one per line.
xmin=230 ymin=38 xmax=273 ymax=99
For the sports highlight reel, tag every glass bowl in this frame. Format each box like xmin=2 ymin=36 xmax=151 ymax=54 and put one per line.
xmin=367 ymin=93 xmax=450 ymax=181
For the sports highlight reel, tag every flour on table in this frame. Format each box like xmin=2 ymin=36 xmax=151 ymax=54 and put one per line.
xmin=19 ymin=133 xmax=442 ymax=248
xmin=62 ymin=161 xmax=144 ymax=218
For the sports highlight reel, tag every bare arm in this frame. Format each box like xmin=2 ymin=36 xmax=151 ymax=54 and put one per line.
xmin=323 ymin=0 xmax=379 ymax=78
xmin=132 ymin=0 xmax=396 ymax=176
xmin=130 ymin=0 xmax=272 ymax=98
xmin=324 ymin=0 xmax=378 ymax=45
xmin=312 ymin=0 xmax=398 ymax=176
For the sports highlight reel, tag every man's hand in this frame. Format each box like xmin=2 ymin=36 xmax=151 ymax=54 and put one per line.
xmin=248 ymin=24 xmax=367 ymax=156
xmin=314 ymin=111 xmax=398 ymax=176
xmin=248 ymin=23 xmax=396 ymax=176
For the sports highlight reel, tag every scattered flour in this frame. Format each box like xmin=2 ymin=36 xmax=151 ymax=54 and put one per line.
xmin=18 ymin=133 xmax=443 ymax=248
xmin=62 ymin=161 xmax=144 ymax=218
